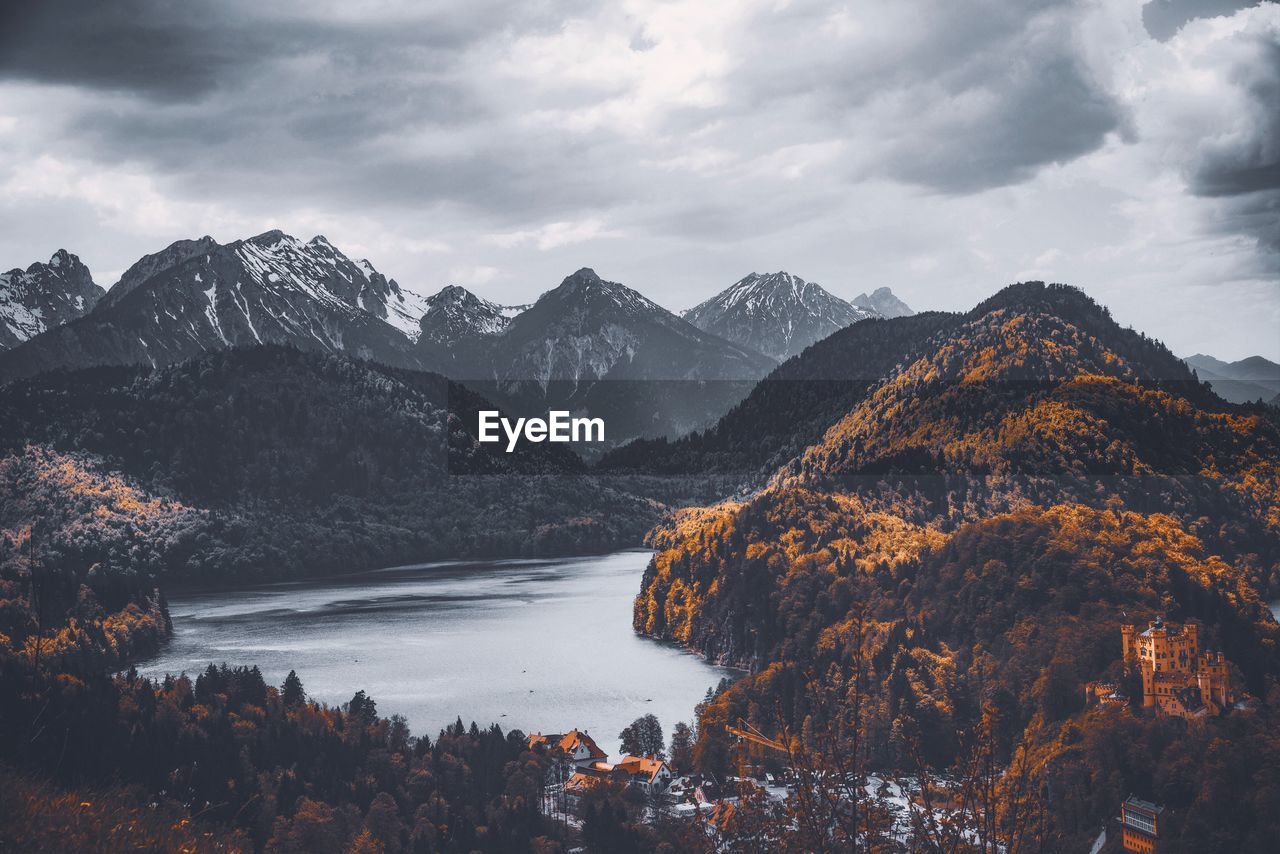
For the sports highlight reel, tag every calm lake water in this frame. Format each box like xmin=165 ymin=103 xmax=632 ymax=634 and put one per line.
xmin=136 ymin=550 xmax=734 ymax=759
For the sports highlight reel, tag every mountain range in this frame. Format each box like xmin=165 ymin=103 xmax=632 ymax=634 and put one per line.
xmin=0 ymin=233 xmax=916 ymax=446
xmin=0 ymin=231 xmax=430 ymax=382
xmin=598 ymin=311 xmax=956 ymax=476
xmin=1184 ymin=352 xmax=1280 ymax=405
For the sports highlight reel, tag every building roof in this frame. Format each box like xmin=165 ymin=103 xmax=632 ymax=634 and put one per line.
xmin=566 ymin=771 xmax=606 ymax=793
xmin=1139 ymin=617 xmax=1195 ymax=639
xmin=709 ymin=800 xmax=736 ymax=831
xmin=1124 ymin=796 xmax=1166 ymax=815
xmin=615 ymin=755 xmax=668 ymax=783
xmin=528 ymin=728 xmax=607 ymax=760
xmin=559 ymin=729 xmax=607 ymax=759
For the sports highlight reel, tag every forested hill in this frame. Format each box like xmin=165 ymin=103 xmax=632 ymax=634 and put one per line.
xmin=596 ymin=311 xmax=957 ymax=476
xmin=0 ymin=345 xmax=582 ymax=504
xmin=788 ymin=282 xmax=1259 ymax=483
xmin=0 ymin=346 xmax=660 ymax=585
xmin=599 ymin=283 xmax=1236 ymax=479
xmin=635 ymin=281 xmax=1280 ymax=851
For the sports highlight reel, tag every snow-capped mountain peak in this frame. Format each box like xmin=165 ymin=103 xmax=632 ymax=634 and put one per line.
xmin=0 ymin=230 xmax=433 ymax=380
xmin=225 ymin=230 xmax=430 ymax=340
xmin=683 ymin=270 xmax=878 ymax=361
xmin=538 ymin=267 xmax=669 ymax=320
xmin=0 ymin=249 xmax=104 ymax=350
xmin=419 ymin=284 xmax=519 ymax=346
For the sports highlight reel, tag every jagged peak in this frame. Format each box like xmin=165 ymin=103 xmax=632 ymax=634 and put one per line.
xmin=47 ymin=248 xmax=77 ymax=268
xmin=432 ymin=284 xmax=480 ymax=301
xmin=109 ymin=235 xmax=219 ymax=291
xmin=553 ymin=267 xmax=610 ymax=295
xmin=550 ymin=267 xmax=619 ymax=297
xmin=425 ymin=285 xmax=506 ymax=312
xmin=539 ymin=267 xmax=665 ymax=317
xmin=13 ymin=249 xmax=89 ymax=278
xmin=239 ymin=229 xmax=308 ymax=253
xmin=4 ymin=250 xmax=91 ymax=284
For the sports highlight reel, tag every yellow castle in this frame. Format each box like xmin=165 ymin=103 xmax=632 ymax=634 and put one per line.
xmin=1121 ymin=618 xmax=1232 ymax=719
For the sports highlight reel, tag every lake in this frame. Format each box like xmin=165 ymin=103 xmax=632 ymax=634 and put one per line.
xmin=136 ymin=550 xmax=735 ymax=759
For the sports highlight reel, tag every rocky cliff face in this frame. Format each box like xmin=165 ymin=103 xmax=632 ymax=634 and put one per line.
xmin=0 ymin=249 xmax=104 ymax=349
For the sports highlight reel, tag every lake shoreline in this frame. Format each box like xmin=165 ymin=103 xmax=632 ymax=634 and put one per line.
xmin=135 ymin=550 xmax=736 ymax=759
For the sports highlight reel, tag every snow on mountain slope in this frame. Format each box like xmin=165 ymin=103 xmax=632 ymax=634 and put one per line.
xmin=300 ymin=235 xmax=430 ymax=341
xmin=490 ymin=267 xmax=775 ymax=384
xmin=0 ymin=231 xmax=432 ymax=381
xmin=683 ymin=271 xmax=877 ymax=361
xmin=0 ymin=250 xmax=104 ymax=350
xmin=418 ymin=285 xmax=521 ymax=347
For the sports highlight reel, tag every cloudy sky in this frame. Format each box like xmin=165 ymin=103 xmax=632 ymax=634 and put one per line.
xmin=1 ymin=0 xmax=1277 ymax=359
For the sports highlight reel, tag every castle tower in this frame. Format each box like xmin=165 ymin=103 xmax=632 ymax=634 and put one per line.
xmin=1123 ymin=618 xmax=1231 ymax=719
xmin=1196 ymin=651 xmax=1231 ymax=712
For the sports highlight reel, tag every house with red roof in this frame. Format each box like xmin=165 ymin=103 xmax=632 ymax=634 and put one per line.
xmin=527 ymin=729 xmax=608 ymax=769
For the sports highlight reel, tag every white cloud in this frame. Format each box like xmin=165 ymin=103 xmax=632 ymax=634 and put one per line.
xmin=486 ymin=218 xmax=622 ymax=251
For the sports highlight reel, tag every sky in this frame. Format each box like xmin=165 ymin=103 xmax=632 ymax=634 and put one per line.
xmin=0 ymin=0 xmax=1277 ymax=360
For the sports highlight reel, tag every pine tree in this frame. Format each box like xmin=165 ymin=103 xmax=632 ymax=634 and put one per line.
xmin=670 ymin=721 xmax=694 ymax=772
xmin=281 ymin=670 xmax=306 ymax=706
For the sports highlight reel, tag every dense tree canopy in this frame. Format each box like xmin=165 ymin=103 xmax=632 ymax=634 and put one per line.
xmin=636 ymin=284 xmax=1280 ymax=851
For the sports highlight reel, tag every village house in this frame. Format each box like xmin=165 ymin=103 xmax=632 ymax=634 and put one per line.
xmin=530 ymin=729 xmax=672 ymax=812
xmin=528 ymin=729 xmax=608 ymax=768
xmin=593 ymin=755 xmax=672 ymax=794
xmin=1122 ymin=618 xmax=1233 ymax=719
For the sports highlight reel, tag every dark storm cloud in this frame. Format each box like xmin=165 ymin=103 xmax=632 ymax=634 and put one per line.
xmin=1143 ymin=0 xmax=1267 ymax=41
xmin=713 ymin=0 xmax=1126 ymax=195
xmin=0 ymin=0 xmax=564 ymax=101
xmin=1188 ymin=34 xmax=1280 ymax=267
xmin=0 ymin=0 xmax=620 ymax=223
xmin=1192 ymin=38 xmax=1280 ymax=197
xmin=1213 ymin=190 xmax=1280 ymax=253
xmin=877 ymin=54 xmax=1123 ymax=194
xmin=0 ymin=0 xmax=274 ymax=99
